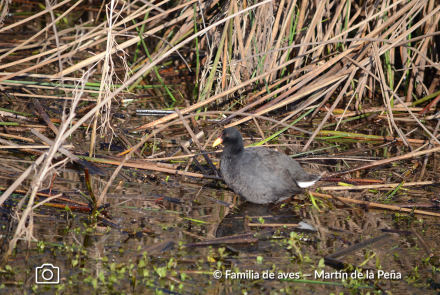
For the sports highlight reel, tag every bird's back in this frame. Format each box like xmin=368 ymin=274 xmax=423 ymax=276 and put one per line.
xmin=220 ymin=147 xmax=307 ymax=204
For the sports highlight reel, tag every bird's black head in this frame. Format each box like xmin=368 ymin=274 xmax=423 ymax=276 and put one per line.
xmin=212 ymin=127 xmax=244 ymax=155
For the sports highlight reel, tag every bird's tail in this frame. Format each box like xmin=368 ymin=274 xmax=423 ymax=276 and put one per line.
xmin=297 ymin=174 xmax=321 ymax=188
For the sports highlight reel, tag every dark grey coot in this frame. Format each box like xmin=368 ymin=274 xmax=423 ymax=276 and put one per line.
xmin=212 ymin=127 xmax=321 ymax=204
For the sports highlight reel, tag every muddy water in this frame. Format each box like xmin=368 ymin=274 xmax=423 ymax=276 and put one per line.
xmin=1 ymin=152 xmax=440 ymax=294
xmin=0 ymin=117 xmax=438 ymax=294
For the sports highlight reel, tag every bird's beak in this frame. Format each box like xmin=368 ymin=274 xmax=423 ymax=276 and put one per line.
xmin=212 ymin=137 xmax=223 ymax=147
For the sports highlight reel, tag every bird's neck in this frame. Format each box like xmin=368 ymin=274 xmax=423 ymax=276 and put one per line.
xmin=224 ymin=143 xmax=244 ymax=156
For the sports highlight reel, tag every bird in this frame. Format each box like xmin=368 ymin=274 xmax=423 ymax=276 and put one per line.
xmin=212 ymin=127 xmax=321 ymax=204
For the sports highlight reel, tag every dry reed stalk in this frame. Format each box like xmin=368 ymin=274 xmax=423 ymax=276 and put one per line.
xmin=0 ymin=69 xmax=90 ymax=266
xmin=301 ymin=69 xmax=357 ymax=151
xmin=321 ymin=181 xmax=436 ymax=191
xmin=138 ymin=1 xmax=412 ymax=129
xmin=0 ymin=0 xmax=191 ymax=79
xmin=0 ymin=0 xmax=83 ymax=60
xmin=247 ymin=0 xmax=411 ymax=114
xmin=51 ymin=0 xmax=217 ymax=78
xmin=0 ymin=0 xmax=71 ymax=33
xmin=311 ymin=192 xmax=440 ymax=218
xmin=90 ymin=0 xmax=124 ymax=157
xmin=372 ymin=42 xmax=410 ymax=146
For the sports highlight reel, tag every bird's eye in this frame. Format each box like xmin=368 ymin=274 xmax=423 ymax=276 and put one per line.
xmin=225 ymin=134 xmax=229 ymax=137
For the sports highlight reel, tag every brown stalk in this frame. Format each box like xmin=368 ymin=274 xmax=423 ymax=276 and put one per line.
xmin=228 ymin=71 xmax=349 ymax=127
xmin=372 ymin=42 xmax=410 ymax=147
xmin=418 ymin=119 xmax=440 ymax=180
xmin=265 ymin=0 xmax=288 ymax=81
xmin=0 ymin=0 xmax=83 ymax=61
xmin=232 ymin=0 xmax=248 ymax=81
xmin=247 ymin=223 xmax=299 ymax=228
xmin=412 ymin=228 xmax=435 ymax=257
xmin=293 ymin=0 xmax=326 ymax=71
xmin=270 ymin=81 xmax=342 ymax=129
xmin=326 ymin=233 xmax=392 ymax=259
xmin=222 ymin=57 xmax=330 ymax=124
xmin=184 ymin=237 xmax=258 ymax=247
xmin=0 ymin=0 xmax=205 ymax=80
xmin=414 ymin=0 xmax=437 ymax=97
xmin=326 ymin=144 xmax=440 ymax=178
xmin=311 ymin=0 xmax=346 ymax=59
xmin=221 ymin=35 xmax=228 ymax=90
xmin=338 ymin=47 xmax=440 ymax=146
xmin=301 ymin=69 xmax=357 ymax=151
xmin=428 ymin=70 xmax=440 ymax=95
xmin=53 ymin=0 xmax=224 ymax=78
xmin=292 ymin=0 xmax=308 ymax=67
xmin=312 ymin=192 xmax=440 ymax=217
xmin=243 ymin=5 xmax=261 ymax=55
xmin=137 ymin=20 xmax=431 ymax=131
xmin=0 ymin=0 xmax=71 ymax=33
xmin=117 ymin=131 xmax=143 ymax=159
xmin=0 ymin=1 xmax=156 ymax=71
xmin=174 ymin=107 xmax=219 ymax=176
xmin=32 ymin=99 xmax=59 ymax=136
xmin=320 ymin=181 xmax=436 ymax=191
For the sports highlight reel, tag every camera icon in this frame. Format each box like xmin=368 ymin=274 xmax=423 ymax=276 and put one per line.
xmin=35 ymin=263 xmax=60 ymax=284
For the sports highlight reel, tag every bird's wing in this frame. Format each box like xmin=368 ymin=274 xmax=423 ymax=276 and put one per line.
xmin=234 ymin=147 xmax=301 ymax=193
xmin=245 ymin=147 xmax=320 ymax=188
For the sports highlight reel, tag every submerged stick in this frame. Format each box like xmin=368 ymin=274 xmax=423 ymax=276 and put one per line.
xmin=326 ymin=234 xmax=391 ymax=259
xmin=325 ymin=145 xmax=440 ymax=178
